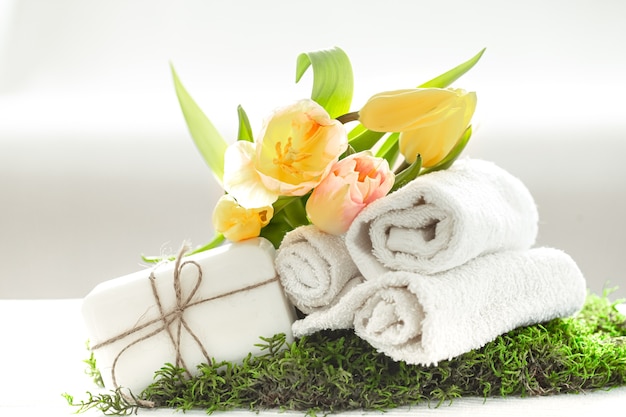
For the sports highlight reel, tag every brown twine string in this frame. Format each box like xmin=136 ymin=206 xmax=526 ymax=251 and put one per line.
xmin=91 ymin=245 xmax=279 ymax=391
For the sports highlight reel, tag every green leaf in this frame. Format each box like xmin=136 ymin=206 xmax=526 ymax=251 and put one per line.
xmin=391 ymin=155 xmax=422 ymax=192
xmin=281 ymin=196 xmax=309 ymax=229
xmin=259 ymin=213 xmax=293 ymax=249
xmin=261 ymin=196 xmax=310 ymax=248
xmin=272 ymin=196 xmax=299 ymax=214
xmin=171 ymin=63 xmax=228 ymax=182
xmin=347 ymin=122 xmax=367 ymax=140
xmin=421 ymin=126 xmax=473 ymax=175
xmin=342 ymin=144 xmax=357 ymax=158
xmin=375 ymin=132 xmax=400 ymax=167
xmin=296 ymin=47 xmax=354 ymax=118
xmin=236 ymin=105 xmax=254 ymax=142
xmin=187 ymin=234 xmax=226 ymax=256
xmin=348 ymin=128 xmax=386 ymax=152
xmin=141 ymin=234 xmax=225 ymax=263
xmin=419 ymin=48 xmax=486 ymax=88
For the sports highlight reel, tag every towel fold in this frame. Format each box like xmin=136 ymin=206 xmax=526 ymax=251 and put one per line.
xmin=345 ymin=158 xmax=539 ymax=278
xmin=292 ymin=247 xmax=586 ymax=365
xmin=276 ymin=225 xmax=363 ymax=314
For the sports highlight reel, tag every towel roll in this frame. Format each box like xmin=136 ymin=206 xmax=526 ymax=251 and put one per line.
xmin=345 ymin=158 xmax=539 ymax=278
xmin=276 ymin=225 xmax=363 ymax=314
xmin=292 ymin=247 xmax=587 ymax=365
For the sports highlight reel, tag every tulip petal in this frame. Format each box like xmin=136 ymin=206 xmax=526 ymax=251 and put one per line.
xmin=396 ymin=89 xmax=476 ymax=167
xmin=307 ymin=181 xmax=361 ymax=235
xmin=306 ymin=152 xmax=393 ymax=235
xmin=421 ymin=126 xmax=473 ymax=175
xmin=399 ymin=105 xmax=466 ymax=167
xmin=255 ymin=99 xmax=348 ymax=196
xmin=212 ymin=195 xmax=274 ymax=242
xmin=359 ymin=89 xmax=459 ymax=132
xmin=223 ymin=141 xmax=279 ymax=208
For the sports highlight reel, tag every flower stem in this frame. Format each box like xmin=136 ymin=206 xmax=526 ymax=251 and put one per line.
xmin=336 ymin=111 xmax=359 ymax=124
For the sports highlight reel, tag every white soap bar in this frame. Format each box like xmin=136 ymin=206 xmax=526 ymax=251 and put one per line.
xmin=82 ymin=238 xmax=296 ymax=393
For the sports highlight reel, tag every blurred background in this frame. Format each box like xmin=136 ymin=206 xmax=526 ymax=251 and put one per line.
xmin=1 ymin=0 xmax=625 ymax=299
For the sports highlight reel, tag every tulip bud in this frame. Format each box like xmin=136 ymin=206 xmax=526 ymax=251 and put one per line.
xmin=359 ymin=88 xmax=476 ymax=167
xmin=212 ymin=195 xmax=274 ymax=242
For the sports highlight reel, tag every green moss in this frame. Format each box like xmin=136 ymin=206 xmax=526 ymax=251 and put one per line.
xmin=65 ymin=293 xmax=626 ymax=415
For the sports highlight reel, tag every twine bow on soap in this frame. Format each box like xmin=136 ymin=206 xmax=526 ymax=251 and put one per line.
xmin=90 ymin=245 xmax=279 ymax=390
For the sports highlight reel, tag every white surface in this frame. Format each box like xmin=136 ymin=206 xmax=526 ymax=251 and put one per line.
xmin=1 ymin=298 xmax=625 ymax=416
xmin=1 ymin=0 xmax=626 ymax=300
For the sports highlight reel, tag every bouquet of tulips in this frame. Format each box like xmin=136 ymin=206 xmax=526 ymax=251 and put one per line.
xmin=170 ymin=47 xmax=484 ymax=252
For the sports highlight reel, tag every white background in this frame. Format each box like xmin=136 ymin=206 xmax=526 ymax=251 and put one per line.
xmin=1 ymin=0 xmax=625 ymax=299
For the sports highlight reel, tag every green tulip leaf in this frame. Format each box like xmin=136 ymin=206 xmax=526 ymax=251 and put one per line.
xmin=141 ymin=233 xmax=225 ymax=263
xmin=342 ymin=144 xmax=357 ymax=158
xmin=237 ymin=105 xmax=254 ymax=142
xmin=186 ymin=233 xmax=226 ymax=256
xmin=171 ymin=64 xmax=228 ymax=182
xmin=296 ymin=47 xmax=354 ymax=118
xmin=391 ymin=155 xmax=422 ymax=192
xmin=421 ymin=126 xmax=473 ymax=175
xmin=349 ymin=128 xmax=386 ymax=152
xmin=272 ymin=196 xmax=300 ymax=214
xmin=347 ymin=122 xmax=366 ymax=140
xmin=375 ymin=132 xmax=400 ymax=167
xmin=282 ymin=197 xmax=309 ymax=229
xmin=419 ymin=48 xmax=486 ymax=88
xmin=260 ymin=212 xmax=295 ymax=249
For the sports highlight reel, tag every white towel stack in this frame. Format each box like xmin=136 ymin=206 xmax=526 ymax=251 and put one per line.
xmin=277 ymin=158 xmax=587 ymax=365
xmin=292 ymin=248 xmax=586 ymax=365
xmin=345 ymin=158 xmax=539 ymax=277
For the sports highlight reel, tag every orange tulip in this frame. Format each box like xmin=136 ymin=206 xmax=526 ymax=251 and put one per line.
xmin=306 ymin=152 xmax=394 ymax=235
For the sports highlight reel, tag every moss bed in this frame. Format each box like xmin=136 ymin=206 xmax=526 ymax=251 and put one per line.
xmin=66 ymin=293 xmax=626 ymax=415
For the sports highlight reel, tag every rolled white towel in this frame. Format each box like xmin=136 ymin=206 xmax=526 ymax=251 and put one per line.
xmin=276 ymin=225 xmax=363 ymax=314
xmin=345 ymin=158 xmax=538 ymax=278
xmin=293 ymin=247 xmax=586 ymax=365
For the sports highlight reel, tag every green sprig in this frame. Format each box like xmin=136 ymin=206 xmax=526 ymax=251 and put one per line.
xmin=83 ymin=340 xmax=104 ymax=388
xmin=63 ymin=389 xmax=141 ymax=416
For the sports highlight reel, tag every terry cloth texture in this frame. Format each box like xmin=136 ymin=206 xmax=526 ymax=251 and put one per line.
xmin=292 ymin=248 xmax=586 ymax=365
xmin=345 ymin=158 xmax=539 ymax=279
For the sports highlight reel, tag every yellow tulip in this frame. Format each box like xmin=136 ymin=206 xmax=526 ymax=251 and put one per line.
xmin=359 ymin=88 xmax=476 ymax=167
xmin=255 ymin=99 xmax=348 ymax=196
xmin=223 ymin=99 xmax=348 ymax=209
xmin=223 ymin=141 xmax=280 ymax=209
xmin=212 ymin=195 xmax=273 ymax=242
